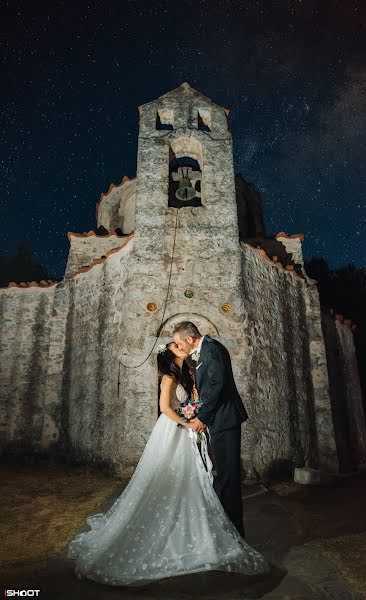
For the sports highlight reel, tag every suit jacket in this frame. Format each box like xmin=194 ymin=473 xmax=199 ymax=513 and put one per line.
xmin=194 ymin=335 xmax=249 ymax=434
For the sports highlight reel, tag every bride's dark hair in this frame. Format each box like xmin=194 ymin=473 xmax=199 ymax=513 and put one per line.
xmin=157 ymin=343 xmax=194 ymax=396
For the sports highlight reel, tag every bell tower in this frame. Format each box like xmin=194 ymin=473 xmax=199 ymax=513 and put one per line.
xmin=133 ymin=82 xmax=239 ymax=259
xmin=118 ymin=83 xmax=247 ymax=454
xmin=120 ymin=81 xmax=246 ymax=354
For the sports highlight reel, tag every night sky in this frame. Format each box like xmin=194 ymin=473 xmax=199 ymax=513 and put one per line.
xmin=1 ymin=1 xmax=365 ymax=278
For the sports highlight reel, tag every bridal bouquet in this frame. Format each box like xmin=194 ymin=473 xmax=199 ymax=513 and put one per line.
xmin=175 ymin=393 xmax=204 ymax=444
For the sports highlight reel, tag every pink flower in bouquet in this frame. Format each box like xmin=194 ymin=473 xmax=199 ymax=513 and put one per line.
xmin=182 ymin=404 xmax=195 ymax=419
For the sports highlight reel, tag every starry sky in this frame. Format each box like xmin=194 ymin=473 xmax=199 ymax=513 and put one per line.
xmin=1 ymin=0 xmax=365 ymax=278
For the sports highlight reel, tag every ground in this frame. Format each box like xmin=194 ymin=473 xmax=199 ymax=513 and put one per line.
xmin=1 ymin=459 xmax=366 ymax=599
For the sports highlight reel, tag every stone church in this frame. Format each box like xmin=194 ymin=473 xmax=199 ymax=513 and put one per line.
xmin=1 ymin=83 xmax=366 ymax=481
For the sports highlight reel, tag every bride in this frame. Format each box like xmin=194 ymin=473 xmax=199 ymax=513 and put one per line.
xmin=67 ymin=341 xmax=270 ymax=587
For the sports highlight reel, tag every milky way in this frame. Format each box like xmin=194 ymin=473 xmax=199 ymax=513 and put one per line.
xmin=1 ymin=0 xmax=365 ymax=277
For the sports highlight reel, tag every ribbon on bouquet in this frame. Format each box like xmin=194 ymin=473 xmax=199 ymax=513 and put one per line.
xmin=187 ymin=428 xmax=214 ymax=485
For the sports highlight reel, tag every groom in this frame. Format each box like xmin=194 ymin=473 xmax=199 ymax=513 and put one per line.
xmin=173 ymin=321 xmax=248 ymax=539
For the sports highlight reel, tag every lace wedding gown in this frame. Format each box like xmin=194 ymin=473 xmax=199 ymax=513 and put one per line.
xmin=68 ymin=382 xmax=270 ymax=586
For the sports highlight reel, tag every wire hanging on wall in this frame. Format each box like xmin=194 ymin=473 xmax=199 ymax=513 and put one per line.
xmin=117 ymin=207 xmax=180 ymax=396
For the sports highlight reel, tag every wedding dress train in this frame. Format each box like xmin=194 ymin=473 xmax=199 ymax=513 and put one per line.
xmin=67 ymin=383 xmax=270 ymax=586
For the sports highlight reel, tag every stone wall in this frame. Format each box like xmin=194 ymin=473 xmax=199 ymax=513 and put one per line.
xmin=321 ymin=312 xmax=366 ymax=471
xmin=0 ymin=242 xmax=360 ymax=483
xmin=96 ymin=177 xmax=136 ymax=234
xmin=0 ymin=287 xmax=56 ymax=455
xmin=275 ymin=233 xmax=304 ymax=265
xmin=0 ymin=240 xmax=135 ymax=475
xmin=240 ymin=243 xmax=337 ymax=479
xmin=303 ymin=280 xmax=338 ymax=471
xmin=58 ymin=240 xmax=134 ymax=475
xmin=65 ymin=232 xmax=127 ymax=279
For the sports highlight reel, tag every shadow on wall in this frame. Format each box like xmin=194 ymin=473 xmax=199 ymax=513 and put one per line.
xmin=305 ymin=258 xmax=366 ymax=412
xmin=260 ymin=459 xmax=295 ymax=483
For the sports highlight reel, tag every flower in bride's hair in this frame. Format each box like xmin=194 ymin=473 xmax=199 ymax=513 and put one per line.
xmin=157 ymin=343 xmax=167 ymax=354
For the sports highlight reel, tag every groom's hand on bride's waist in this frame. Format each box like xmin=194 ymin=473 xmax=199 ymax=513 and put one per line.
xmin=188 ymin=417 xmax=206 ymax=433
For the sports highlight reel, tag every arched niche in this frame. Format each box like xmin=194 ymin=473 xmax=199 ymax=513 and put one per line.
xmin=169 ymin=135 xmax=203 ymax=167
xmin=158 ymin=313 xmax=219 ymax=339
xmin=168 ymin=154 xmax=202 ymax=208
xmin=168 ymin=136 xmax=204 ymax=209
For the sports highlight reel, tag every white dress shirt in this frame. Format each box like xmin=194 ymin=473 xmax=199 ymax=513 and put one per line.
xmin=189 ymin=335 xmax=205 ymax=358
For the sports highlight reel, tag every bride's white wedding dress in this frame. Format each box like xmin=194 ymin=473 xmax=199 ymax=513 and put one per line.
xmin=68 ymin=382 xmax=270 ymax=586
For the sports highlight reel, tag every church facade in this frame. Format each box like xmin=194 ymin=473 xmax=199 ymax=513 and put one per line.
xmin=1 ymin=83 xmax=365 ymax=480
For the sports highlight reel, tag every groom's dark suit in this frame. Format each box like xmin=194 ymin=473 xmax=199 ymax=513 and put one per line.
xmin=193 ymin=335 xmax=248 ymax=538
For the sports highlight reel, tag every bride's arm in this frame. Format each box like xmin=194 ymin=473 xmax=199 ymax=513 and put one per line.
xmin=159 ymin=376 xmax=194 ymax=428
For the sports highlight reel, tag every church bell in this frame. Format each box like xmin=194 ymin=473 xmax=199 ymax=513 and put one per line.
xmin=175 ymin=178 xmax=197 ymax=201
xmin=173 ymin=166 xmax=197 ymax=201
